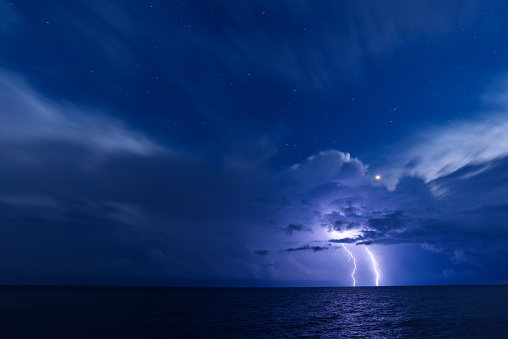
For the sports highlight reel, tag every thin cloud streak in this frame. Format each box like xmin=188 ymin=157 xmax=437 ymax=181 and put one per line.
xmin=383 ymin=99 xmax=508 ymax=190
xmin=0 ymin=70 xmax=164 ymax=156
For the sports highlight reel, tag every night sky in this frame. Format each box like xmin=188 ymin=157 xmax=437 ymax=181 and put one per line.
xmin=2 ymin=0 xmax=508 ymax=287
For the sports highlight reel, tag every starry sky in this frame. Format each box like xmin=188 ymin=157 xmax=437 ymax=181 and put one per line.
xmin=2 ymin=0 xmax=508 ymax=287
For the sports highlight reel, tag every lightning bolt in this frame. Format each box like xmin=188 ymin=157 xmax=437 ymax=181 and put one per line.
xmin=342 ymin=244 xmax=357 ymax=287
xmin=364 ymin=245 xmax=380 ymax=286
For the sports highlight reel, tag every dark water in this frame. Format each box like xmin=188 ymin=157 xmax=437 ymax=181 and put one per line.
xmin=0 ymin=285 xmax=507 ymax=338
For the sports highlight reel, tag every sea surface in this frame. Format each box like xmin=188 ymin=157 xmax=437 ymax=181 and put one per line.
xmin=0 ymin=285 xmax=507 ymax=338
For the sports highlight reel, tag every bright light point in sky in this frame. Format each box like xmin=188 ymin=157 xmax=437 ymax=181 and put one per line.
xmin=375 ymin=175 xmax=381 ymax=180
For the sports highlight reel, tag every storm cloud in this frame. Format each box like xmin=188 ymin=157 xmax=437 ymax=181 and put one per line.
xmin=284 ymin=245 xmax=331 ymax=253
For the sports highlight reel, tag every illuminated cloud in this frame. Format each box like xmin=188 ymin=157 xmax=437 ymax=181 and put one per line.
xmin=406 ymin=116 xmax=508 ymax=179
xmin=288 ymin=150 xmax=367 ymax=185
xmin=384 ymin=100 xmax=508 ymax=190
xmin=0 ymin=70 xmax=163 ymax=156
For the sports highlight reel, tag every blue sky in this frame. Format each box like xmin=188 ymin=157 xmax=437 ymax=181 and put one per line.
xmin=2 ymin=0 xmax=508 ymax=286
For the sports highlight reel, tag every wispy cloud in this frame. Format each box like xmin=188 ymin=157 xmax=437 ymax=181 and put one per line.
xmin=0 ymin=69 xmax=163 ymax=156
xmin=386 ymin=114 xmax=508 ymax=188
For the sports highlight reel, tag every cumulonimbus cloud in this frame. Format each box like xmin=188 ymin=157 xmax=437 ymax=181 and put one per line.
xmin=262 ymin=109 xmax=508 ymax=274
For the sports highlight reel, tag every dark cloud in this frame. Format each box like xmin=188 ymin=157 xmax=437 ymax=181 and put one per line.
xmin=368 ymin=211 xmax=404 ymax=232
xmin=254 ymin=250 xmax=269 ymax=256
xmin=284 ymin=245 xmax=330 ymax=253
xmin=326 ymin=220 xmax=362 ymax=232
xmin=342 ymin=205 xmax=360 ymax=216
xmin=328 ymin=238 xmax=357 ymax=244
xmin=281 ymin=224 xmax=313 ymax=236
xmin=0 ymin=135 xmax=280 ymax=285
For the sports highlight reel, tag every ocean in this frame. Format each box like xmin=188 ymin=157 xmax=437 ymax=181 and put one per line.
xmin=0 ymin=285 xmax=506 ymax=338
